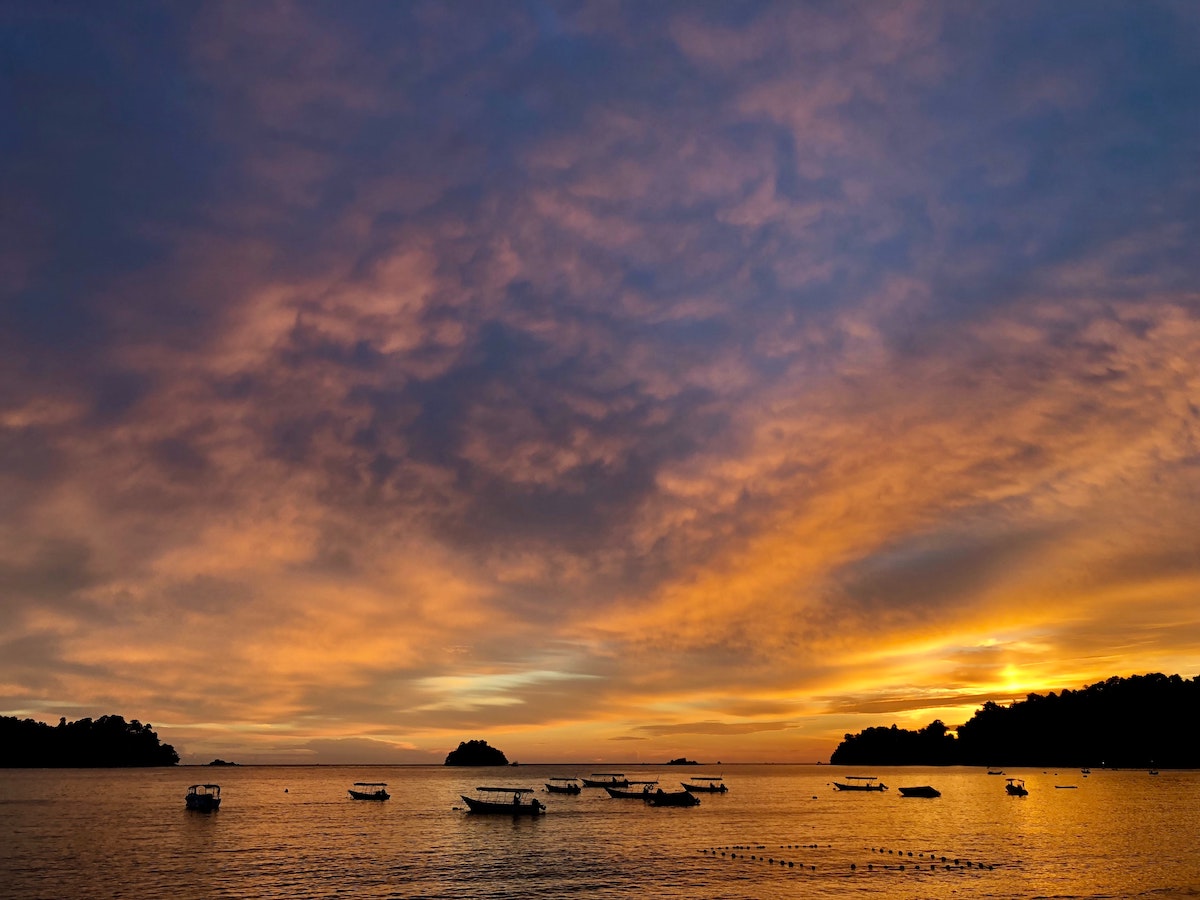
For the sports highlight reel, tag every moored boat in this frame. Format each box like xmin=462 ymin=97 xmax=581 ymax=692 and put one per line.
xmin=580 ymin=772 xmax=629 ymax=787
xmin=545 ymin=777 xmax=581 ymax=794
xmin=833 ymin=776 xmax=887 ymax=791
xmin=461 ymin=786 xmax=545 ymax=815
xmin=185 ymin=784 xmax=221 ymax=811
xmin=605 ymin=781 xmax=658 ymax=799
xmin=681 ymin=776 xmax=727 ymax=793
xmin=898 ymin=785 xmax=940 ymax=798
xmin=1005 ymin=778 xmax=1028 ymax=796
xmin=646 ymin=788 xmax=700 ymax=807
xmin=348 ymin=781 xmax=390 ymax=800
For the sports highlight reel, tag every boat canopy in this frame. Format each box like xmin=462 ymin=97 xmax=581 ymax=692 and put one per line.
xmin=590 ymin=772 xmax=625 ymax=776
xmin=547 ymin=777 xmax=579 ymax=782
xmin=844 ymin=775 xmax=879 ymax=780
xmin=689 ymin=776 xmax=723 ymax=781
xmin=353 ymin=782 xmax=388 ymax=787
xmin=188 ymin=784 xmax=221 ymax=791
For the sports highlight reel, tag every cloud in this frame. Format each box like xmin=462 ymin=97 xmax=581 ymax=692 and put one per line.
xmin=1 ymin=1 xmax=1198 ymax=762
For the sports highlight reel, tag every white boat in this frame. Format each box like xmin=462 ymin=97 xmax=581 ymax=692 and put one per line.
xmin=185 ymin=783 xmax=221 ymax=811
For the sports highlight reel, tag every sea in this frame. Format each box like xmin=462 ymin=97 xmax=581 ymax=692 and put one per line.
xmin=2 ymin=764 xmax=1198 ymax=899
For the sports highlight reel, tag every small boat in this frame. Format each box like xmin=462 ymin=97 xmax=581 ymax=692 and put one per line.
xmin=544 ymin=777 xmax=581 ymax=794
xmin=987 ymin=769 xmax=1004 ymax=775
xmin=833 ymin=776 xmax=887 ymax=791
xmin=461 ymin=786 xmax=545 ymax=815
xmin=1055 ymin=785 xmax=1078 ymax=789
xmin=1080 ymin=768 xmax=1091 ymax=774
xmin=185 ymin=784 xmax=221 ymax=811
xmin=681 ymin=776 xmax=728 ymax=793
xmin=348 ymin=781 xmax=390 ymax=801
xmin=580 ymin=772 xmax=629 ymax=787
xmin=646 ymin=788 xmax=700 ymax=807
xmin=898 ymin=785 xmax=941 ymax=798
xmin=1005 ymin=778 xmax=1028 ymax=796
xmin=605 ymin=781 xmax=658 ymax=799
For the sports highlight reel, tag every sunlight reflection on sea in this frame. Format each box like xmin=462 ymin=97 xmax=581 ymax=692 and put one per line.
xmin=2 ymin=766 xmax=1198 ymax=899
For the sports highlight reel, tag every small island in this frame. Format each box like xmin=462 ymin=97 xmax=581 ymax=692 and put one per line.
xmin=444 ymin=739 xmax=509 ymax=766
xmin=207 ymin=759 xmax=239 ymax=766
xmin=665 ymin=757 xmax=699 ymax=765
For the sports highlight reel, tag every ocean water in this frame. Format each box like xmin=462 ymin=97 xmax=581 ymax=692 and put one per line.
xmin=2 ymin=765 xmax=1198 ymax=899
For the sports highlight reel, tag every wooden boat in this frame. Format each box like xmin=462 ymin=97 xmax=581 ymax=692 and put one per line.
xmin=681 ymin=776 xmax=727 ymax=793
xmin=580 ymin=772 xmax=629 ymax=787
xmin=544 ymin=777 xmax=581 ymax=794
xmin=461 ymin=786 xmax=545 ymax=815
xmin=185 ymin=784 xmax=221 ymax=811
xmin=646 ymin=788 xmax=700 ymax=807
xmin=833 ymin=776 xmax=887 ymax=792
xmin=987 ymin=769 xmax=1004 ymax=775
xmin=1005 ymin=778 xmax=1028 ymax=796
xmin=348 ymin=781 xmax=390 ymax=800
xmin=605 ymin=781 xmax=657 ymax=799
xmin=898 ymin=785 xmax=940 ymax=798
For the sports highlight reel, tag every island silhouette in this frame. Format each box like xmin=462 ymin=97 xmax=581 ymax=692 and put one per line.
xmin=444 ymin=739 xmax=508 ymax=766
xmin=0 ymin=714 xmax=179 ymax=767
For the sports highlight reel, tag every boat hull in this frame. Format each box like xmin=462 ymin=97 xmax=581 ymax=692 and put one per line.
xmin=898 ymin=785 xmax=940 ymax=798
xmin=682 ymin=783 xmax=727 ymax=793
xmin=833 ymin=782 xmax=887 ymax=791
xmin=185 ymin=795 xmax=220 ymax=811
xmin=348 ymin=790 xmax=390 ymax=801
xmin=605 ymin=787 xmax=653 ymax=799
xmin=545 ymin=783 xmax=581 ymax=794
xmin=462 ymin=795 xmax=545 ymax=815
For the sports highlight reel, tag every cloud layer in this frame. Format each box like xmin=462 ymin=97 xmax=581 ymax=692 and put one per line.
xmin=2 ymin=1 xmax=1198 ymax=763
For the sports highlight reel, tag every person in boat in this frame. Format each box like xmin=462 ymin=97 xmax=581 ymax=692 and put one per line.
xmin=513 ymin=793 xmax=521 ymax=807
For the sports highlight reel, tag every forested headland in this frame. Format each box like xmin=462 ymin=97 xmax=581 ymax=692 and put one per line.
xmin=830 ymin=673 xmax=1198 ymax=768
xmin=0 ymin=715 xmax=180 ymax=767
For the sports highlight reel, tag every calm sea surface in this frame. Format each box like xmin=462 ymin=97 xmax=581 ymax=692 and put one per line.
xmin=2 ymin=765 xmax=1198 ymax=899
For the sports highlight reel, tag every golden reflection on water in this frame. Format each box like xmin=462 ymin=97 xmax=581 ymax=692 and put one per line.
xmin=2 ymin=766 xmax=1198 ymax=899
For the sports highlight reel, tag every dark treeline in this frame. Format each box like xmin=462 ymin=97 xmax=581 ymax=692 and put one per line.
xmin=0 ymin=715 xmax=180 ymax=767
xmin=830 ymin=673 xmax=1199 ymax=768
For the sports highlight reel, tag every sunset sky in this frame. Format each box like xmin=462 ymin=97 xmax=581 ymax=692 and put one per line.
xmin=3 ymin=2 xmax=1198 ymax=765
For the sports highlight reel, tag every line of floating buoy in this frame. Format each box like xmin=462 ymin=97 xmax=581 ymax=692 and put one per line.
xmin=868 ymin=847 xmax=995 ymax=870
xmin=699 ymin=844 xmax=997 ymax=874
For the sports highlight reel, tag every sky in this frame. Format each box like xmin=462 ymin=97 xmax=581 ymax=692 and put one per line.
xmin=2 ymin=1 xmax=1198 ymax=766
